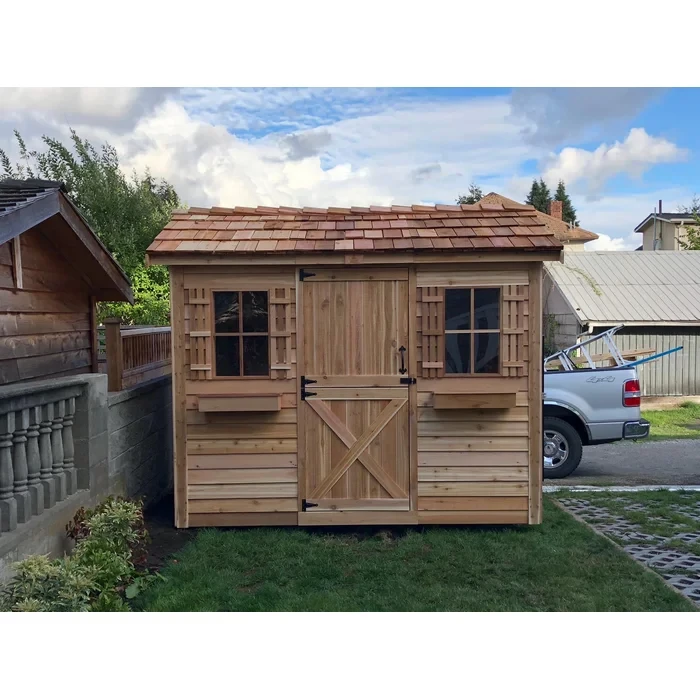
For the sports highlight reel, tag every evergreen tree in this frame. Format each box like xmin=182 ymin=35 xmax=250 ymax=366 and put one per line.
xmin=537 ymin=177 xmax=552 ymax=213
xmin=525 ymin=178 xmax=552 ymax=214
xmin=525 ymin=178 xmax=539 ymax=207
xmin=554 ymin=180 xmax=579 ymax=226
xmin=456 ymin=183 xmax=483 ymax=205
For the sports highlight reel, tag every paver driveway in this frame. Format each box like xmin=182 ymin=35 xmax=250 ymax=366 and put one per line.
xmin=546 ymin=439 xmax=700 ymax=486
xmin=554 ymin=491 xmax=700 ymax=606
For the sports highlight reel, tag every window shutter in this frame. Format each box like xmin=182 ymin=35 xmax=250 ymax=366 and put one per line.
xmin=501 ymin=284 xmax=529 ymax=377
xmin=269 ymin=287 xmax=296 ymax=379
xmin=185 ymin=287 xmax=212 ymax=380
xmin=417 ymin=286 xmax=445 ymax=378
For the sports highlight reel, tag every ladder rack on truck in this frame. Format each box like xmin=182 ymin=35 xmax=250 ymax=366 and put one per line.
xmin=544 ymin=325 xmax=682 ymax=372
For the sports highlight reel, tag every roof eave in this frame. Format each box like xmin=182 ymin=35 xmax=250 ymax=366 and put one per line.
xmin=562 ymin=232 xmax=599 ymax=243
xmin=146 ymin=247 xmax=563 ymax=266
xmin=587 ymin=320 xmax=700 ymax=328
xmin=634 ymin=214 xmax=695 ymax=232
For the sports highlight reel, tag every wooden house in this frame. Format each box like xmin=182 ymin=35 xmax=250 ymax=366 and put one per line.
xmin=146 ymin=201 xmax=562 ymax=528
xmin=1 ymin=180 xmax=133 ymax=384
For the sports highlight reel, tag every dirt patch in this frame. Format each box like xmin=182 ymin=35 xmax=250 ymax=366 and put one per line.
xmin=143 ymin=495 xmax=195 ymax=571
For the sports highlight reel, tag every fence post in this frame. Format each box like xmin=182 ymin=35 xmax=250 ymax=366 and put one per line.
xmin=104 ymin=318 xmax=124 ymax=392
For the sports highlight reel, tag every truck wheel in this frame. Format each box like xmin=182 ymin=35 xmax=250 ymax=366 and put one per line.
xmin=543 ymin=417 xmax=583 ymax=479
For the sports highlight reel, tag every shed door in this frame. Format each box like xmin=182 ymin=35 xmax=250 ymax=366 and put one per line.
xmin=300 ymin=270 xmax=411 ymax=519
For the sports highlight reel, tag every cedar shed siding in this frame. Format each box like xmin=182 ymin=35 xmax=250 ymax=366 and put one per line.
xmin=149 ymin=202 xmax=560 ymax=529
xmin=0 ymin=179 xmax=132 ymax=384
xmin=0 ymin=229 xmax=94 ymax=383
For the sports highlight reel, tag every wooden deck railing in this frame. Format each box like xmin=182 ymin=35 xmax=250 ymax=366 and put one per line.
xmin=103 ymin=320 xmax=172 ymax=392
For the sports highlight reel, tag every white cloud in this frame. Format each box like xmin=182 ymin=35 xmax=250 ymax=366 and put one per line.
xmin=101 ymin=94 xmax=539 ymax=209
xmin=0 ymin=87 xmax=176 ymax=129
xmin=509 ymin=88 xmax=663 ymax=147
xmin=0 ymin=88 xmax=693 ymax=258
xmin=585 ymin=232 xmax=641 ymax=251
xmin=542 ymin=128 xmax=687 ymax=197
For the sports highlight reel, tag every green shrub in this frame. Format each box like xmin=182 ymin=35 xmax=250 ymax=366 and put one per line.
xmin=0 ymin=497 xmax=158 ymax=612
xmin=0 ymin=555 xmax=98 ymax=612
xmin=98 ymin=264 xmax=171 ymax=326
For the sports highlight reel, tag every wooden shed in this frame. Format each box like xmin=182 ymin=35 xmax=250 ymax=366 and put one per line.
xmin=1 ymin=180 xmax=133 ymax=384
xmin=146 ymin=201 xmax=562 ymax=528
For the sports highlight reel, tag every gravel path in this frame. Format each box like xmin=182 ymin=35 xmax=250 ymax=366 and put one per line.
xmin=546 ymin=439 xmax=700 ymax=486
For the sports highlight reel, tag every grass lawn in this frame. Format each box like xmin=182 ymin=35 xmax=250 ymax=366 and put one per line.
xmin=139 ymin=499 xmax=693 ymax=612
xmin=642 ymin=402 xmax=700 ymax=441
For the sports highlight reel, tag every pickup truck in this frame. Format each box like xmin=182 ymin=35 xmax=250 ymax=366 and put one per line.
xmin=543 ymin=366 xmax=650 ymax=478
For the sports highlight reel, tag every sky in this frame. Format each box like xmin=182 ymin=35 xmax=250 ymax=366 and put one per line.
xmin=1 ymin=87 xmax=698 ymax=251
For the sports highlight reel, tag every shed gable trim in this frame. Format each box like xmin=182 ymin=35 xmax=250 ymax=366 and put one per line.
xmin=0 ymin=189 xmax=60 ymax=246
xmin=0 ymin=184 xmax=133 ymax=303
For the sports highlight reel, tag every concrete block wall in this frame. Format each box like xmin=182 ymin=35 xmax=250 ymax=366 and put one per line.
xmin=107 ymin=375 xmax=173 ymax=506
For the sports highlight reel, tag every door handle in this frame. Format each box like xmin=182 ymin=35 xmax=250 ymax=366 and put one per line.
xmin=398 ymin=346 xmax=407 ymax=375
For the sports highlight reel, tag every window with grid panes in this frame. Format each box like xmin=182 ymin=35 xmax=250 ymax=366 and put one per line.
xmin=213 ymin=291 xmax=270 ymax=377
xmin=444 ymin=287 xmax=501 ymax=374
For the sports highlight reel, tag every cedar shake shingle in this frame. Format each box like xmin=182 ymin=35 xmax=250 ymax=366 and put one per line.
xmin=480 ymin=192 xmax=599 ymax=243
xmin=147 ymin=201 xmax=561 ymax=256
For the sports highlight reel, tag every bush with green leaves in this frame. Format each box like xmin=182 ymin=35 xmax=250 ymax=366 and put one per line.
xmin=0 ymin=129 xmax=181 ymax=326
xmin=0 ymin=497 xmax=159 ymax=612
xmin=98 ymin=264 xmax=171 ymax=326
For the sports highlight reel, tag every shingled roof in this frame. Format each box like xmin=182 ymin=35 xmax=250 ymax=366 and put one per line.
xmin=0 ymin=179 xmax=66 ymax=215
xmin=480 ymin=192 xmax=599 ymax=244
xmin=146 ymin=201 xmax=562 ymax=257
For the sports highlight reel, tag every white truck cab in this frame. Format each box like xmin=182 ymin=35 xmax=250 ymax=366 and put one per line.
xmin=542 ymin=326 xmax=654 ymax=478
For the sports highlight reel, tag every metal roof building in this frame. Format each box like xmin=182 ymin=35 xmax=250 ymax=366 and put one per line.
xmin=544 ymin=251 xmax=700 ymax=397
xmin=545 ymin=251 xmax=700 ymax=329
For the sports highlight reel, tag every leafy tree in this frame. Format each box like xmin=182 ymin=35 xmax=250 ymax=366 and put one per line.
xmin=678 ymin=195 xmax=700 ymax=215
xmin=673 ymin=195 xmax=700 ymax=250
xmin=525 ymin=178 xmax=552 ymax=214
xmin=0 ymin=130 xmax=181 ymax=325
xmin=457 ymin=183 xmax=483 ymax=205
xmin=99 ymin=264 xmax=171 ymax=325
xmin=680 ymin=214 xmax=700 ymax=250
xmin=554 ymin=180 xmax=579 ymax=226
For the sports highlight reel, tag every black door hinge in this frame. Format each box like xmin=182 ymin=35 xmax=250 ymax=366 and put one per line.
xmin=400 ymin=376 xmax=417 ymax=385
xmin=302 ymin=499 xmax=318 ymax=511
xmin=301 ymin=376 xmax=318 ymax=400
xmin=299 ymin=269 xmax=316 ymax=281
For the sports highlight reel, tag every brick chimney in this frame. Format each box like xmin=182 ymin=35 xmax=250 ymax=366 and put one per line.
xmin=548 ymin=200 xmax=563 ymax=220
